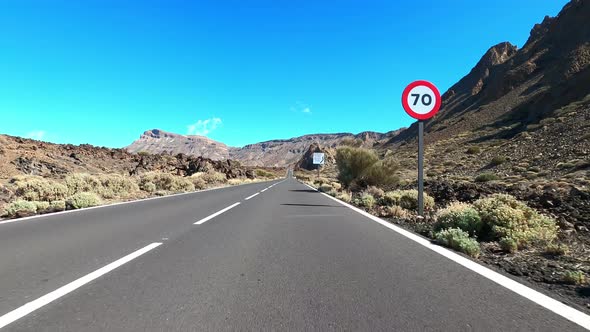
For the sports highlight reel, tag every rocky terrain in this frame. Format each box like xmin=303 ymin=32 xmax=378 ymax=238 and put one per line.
xmin=127 ymin=129 xmax=404 ymax=167
xmin=0 ymin=134 xmax=285 ymax=211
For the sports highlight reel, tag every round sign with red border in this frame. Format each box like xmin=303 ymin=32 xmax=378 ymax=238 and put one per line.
xmin=401 ymin=80 xmax=441 ymax=120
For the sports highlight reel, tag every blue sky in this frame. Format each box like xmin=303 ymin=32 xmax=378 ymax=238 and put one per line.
xmin=0 ymin=0 xmax=568 ymax=148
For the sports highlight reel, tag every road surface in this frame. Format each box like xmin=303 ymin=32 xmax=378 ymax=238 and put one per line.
xmin=0 ymin=177 xmax=588 ymax=331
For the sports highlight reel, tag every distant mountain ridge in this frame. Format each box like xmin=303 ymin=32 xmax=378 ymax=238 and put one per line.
xmin=126 ymin=129 xmax=403 ymax=167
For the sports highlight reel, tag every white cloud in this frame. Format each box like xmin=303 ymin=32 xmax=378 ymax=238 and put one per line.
xmin=302 ymin=107 xmax=311 ymax=114
xmin=26 ymin=130 xmax=46 ymax=140
xmin=187 ymin=118 xmax=222 ymax=136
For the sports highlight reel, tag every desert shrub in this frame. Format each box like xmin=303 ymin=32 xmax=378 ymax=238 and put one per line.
xmin=191 ymin=177 xmax=207 ymax=190
xmin=137 ymin=151 xmax=151 ymax=156
xmin=490 ymin=156 xmax=507 ymax=166
xmin=340 ymin=137 xmax=363 ymax=147
xmin=326 ymin=190 xmax=338 ymax=197
xmin=330 ymin=182 xmax=342 ymax=191
xmin=318 ymin=184 xmax=333 ymax=193
xmin=473 ymin=194 xmax=558 ymax=250
xmin=66 ymin=192 xmax=102 ymax=209
xmin=355 ymin=193 xmax=375 ymax=209
xmin=336 ymin=147 xmax=398 ymax=188
xmin=434 ymin=228 xmax=480 ymax=258
xmin=366 ymin=186 xmax=385 ymax=199
xmin=10 ymin=176 xmax=68 ymax=202
xmin=475 ymin=172 xmax=500 ymax=182
xmin=201 ymin=170 xmax=227 ymax=184
xmin=139 ymin=172 xmax=195 ymax=192
xmin=499 ymin=238 xmax=518 ymax=253
xmin=381 ymin=190 xmax=435 ymax=211
xmin=33 ymin=201 xmax=50 ymax=212
xmin=96 ymin=174 xmax=139 ymax=198
xmin=3 ymin=200 xmax=38 ymax=217
xmin=49 ymin=200 xmax=66 ymax=212
xmin=544 ymin=243 xmax=570 ymax=256
xmin=466 ymin=146 xmax=481 ymax=154
xmin=65 ymin=173 xmax=101 ymax=195
xmin=336 ymin=192 xmax=352 ymax=203
xmin=386 ymin=205 xmax=411 ymax=219
xmin=254 ymin=169 xmax=275 ymax=178
xmin=562 ymin=270 xmax=587 ymax=285
xmin=435 ymin=202 xmax=482 ymax=236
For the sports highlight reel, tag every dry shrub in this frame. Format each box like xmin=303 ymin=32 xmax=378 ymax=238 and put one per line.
xmin=10 ymin=175 xmax=68 ymax=202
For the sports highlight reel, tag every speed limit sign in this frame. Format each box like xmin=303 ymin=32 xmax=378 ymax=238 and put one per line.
xmin=401 ymin=80 xmax=441 ymax=120
xmin=401 ymin=80 xmax=442 ymax=216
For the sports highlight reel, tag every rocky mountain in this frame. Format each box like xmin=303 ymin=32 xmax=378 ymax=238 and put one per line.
xmin=126 ymin=129 xmax=404 ymax=167
xmin=126 ymin=129 xmax=231 ymax=160
xmin=389 ymin=0 xmax=590 ymax=145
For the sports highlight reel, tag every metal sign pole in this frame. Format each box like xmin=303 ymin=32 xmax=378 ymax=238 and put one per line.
xmin=418 ymin=121 xmax=424 ymax=216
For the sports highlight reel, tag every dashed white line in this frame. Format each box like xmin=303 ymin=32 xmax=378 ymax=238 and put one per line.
xmin=0 ymin=242 xmax=162 ymax=329
xmin=304 ymin=183 xmax=590 ymax=330
xmin=245 ymin=193 xmax=260 ymax=200
xmin=194 ymin=202 xmax=241 ymax=225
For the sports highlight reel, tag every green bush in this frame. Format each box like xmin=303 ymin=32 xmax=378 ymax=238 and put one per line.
xmin=490 ymin=156 xmax=507 ymax=166
xmin=544 ymin=243 xmax=570 ymax=256
xmin=139 ymin=172 xmax=195 ymax=192
xmin=381 ymin=190 xmax=435 ymax=211
xmin=499 ymin=238 xmax=518 ymax=253
xmin=562 ymin=270 xmax=586 ymax=285
xmin=65 ymin=173 xmax=101 ymax=195
xmin=435 ymin=202 xmax=482 ymax=236
xmin=466 ymin=146 xmax=481 ymax=154
xmin=336 ymin=147 xmax=398 ymax=188
xmin=336 ymin=147 xmax=378 ymax=186
xmin=255 ymin=169 xmax=275 ymax=178
xmin=10 ymin=175 xmax=68 ymax=202
xmin=355 ymin=193 xmax=376 ymax=209
xmin=3 ymin=200 xmax=38 ymax=217
xmin=49 ymin=200 xmax=66 ymax=212
xmin=473 ymin=194 xmax=558 ymax=251
xmin=435 ymin=228 xmax=480 ymax=258
xmin=97 ymin=174 xmax=139 ymax=198
xmin=66 ymin=192 xmax=102 ymax=209
xmin=475 ymin=173 xmax=500 ymax=182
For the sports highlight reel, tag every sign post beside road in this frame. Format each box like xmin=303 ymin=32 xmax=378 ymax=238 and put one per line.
xmin=401 ymin=80 xmax=441 ymax=216
xmin=312 ymin=152 xmax=325 ymax=179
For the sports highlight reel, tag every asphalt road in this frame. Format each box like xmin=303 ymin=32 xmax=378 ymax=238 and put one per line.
xmin=0 ymin=177 xmax=588 ymax=331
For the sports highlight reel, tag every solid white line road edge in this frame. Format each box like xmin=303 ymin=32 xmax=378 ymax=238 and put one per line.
xmin=0 ymin=242 xmax=162 ymax=329
xmin=194 ymin=202 xmax=241 ymax=225
xmin=0 ymin=179 xmax=282 ymax=225
xmin=303 ymin=183 xmax=590 ymax=330
xmin=260 ymin=188 xmax=268 ymax=192
xmin=245 ymin=193 xmax=260 ymax=200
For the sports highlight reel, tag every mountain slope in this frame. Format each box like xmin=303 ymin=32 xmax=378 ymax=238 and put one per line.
xmin=126 ymin=129 xmax=404 ymax=167
xmin=389 ymin=0 xmax=590 ymax=145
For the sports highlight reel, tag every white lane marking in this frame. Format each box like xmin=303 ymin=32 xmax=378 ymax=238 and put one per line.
xmin=260 ymin=188 xmax=268 ymax=192
xmin=0 ymin=179 xmax=282 ymax=225
xmin=0 ymin=242 xmax=162 ymax=329
xmin=303 ymin=183 xmax=590 ymax=330
xmin=245 ymin=193 xmax=260 ymax=200
xmin=194 ymin=202 xmax=240 ymax=225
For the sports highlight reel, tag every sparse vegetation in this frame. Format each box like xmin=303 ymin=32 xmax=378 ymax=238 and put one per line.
xmin=66 ymin=192 xmax=102 ymax=209
xmin=10 ymin=175 xmax=68 ymax=202
xmin=490 ymin=156 xmax=507 ymax=166
xmin=466 ymin=146 xmax=481 ymax=154
xmin=544 ymin=243 xmax=570 ymax=256
xmin=3 ymin=200 xmax=38 ymax=217
xmin=475 ymin=172 xmax=500 ymax=182
xmin=139 ymin=172 xmax=195 ymax=193
xmin=562 ymin=270 xmax=587 ymax=285
xmin=434 ymin=228 xmax=480 ymax=258
xmin=473 ymin=194 xmax=558 ymax=251
xmin=336 ymin=191 xmax=352 ymax=203
xmin=354 ymin=193 xmax=376 ymax=209
xmin=380 ymin=190 xmax=435 ymax=211
xmin=318 ymin=184 xmax=334 ymax=193
xmin=435 ymin=202 xmax=482 ymax=236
